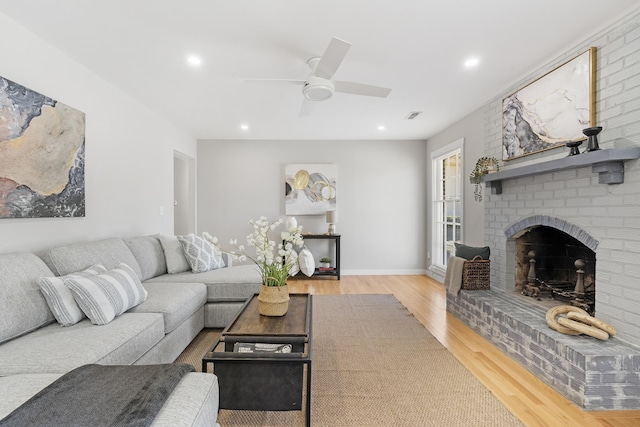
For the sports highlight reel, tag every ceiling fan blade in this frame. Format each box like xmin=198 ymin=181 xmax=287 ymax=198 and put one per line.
xmin=299 ymin=98 xmax=315 ymax=117
xmin=315 ymin=37 xmax=351 ymax=80
xmin=334 ymin=81 xmax=392 ymax=98
xmin=239 ymin=78 xmax=305 ymax=86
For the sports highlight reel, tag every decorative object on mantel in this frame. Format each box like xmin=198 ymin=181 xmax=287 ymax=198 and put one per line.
xmin=545 ymin=305 xmax=616 ymax=340
xmin=502 ymin=47 xmax=596 ymax=160
xmin=565 ymin=140 xmax=583 ymax=156
xmin=470 ymin=156 xmax=500 ymax=202
xmin=326 ymin=209 xmax=338 ymax=234
xmin=583 ymin=126 xmax=602 ymax=152
xmin=203 ymin=217 xmax=304 ymax=316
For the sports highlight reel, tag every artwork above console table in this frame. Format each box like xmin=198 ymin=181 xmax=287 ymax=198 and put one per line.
xmin=482 ymin=147 xmax=640 ymax=195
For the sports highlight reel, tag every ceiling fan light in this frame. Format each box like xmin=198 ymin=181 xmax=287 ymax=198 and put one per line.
xmin=303 ymin=84 xmax=334 ymax=101
xmin=303 ymin=75 xmax=335 ymax=101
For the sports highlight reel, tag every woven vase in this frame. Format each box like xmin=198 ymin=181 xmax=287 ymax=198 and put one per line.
xmin=257 ymin=284 xmax=290 ymax=316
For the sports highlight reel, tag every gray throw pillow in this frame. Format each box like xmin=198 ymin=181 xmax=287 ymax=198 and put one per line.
xmin=454 ymin=243 xmax=490 ymax=260
xmin=177 ymin=234 xmax=225 ymax=273
xmin=158 ymin=235 xmax=191 ymax=274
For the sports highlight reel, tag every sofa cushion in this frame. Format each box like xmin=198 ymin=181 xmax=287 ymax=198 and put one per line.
xmin=157 ymin=235 xmax=191 ymax=274
xmin=177 ymin=234 xmax=225 ymax=273
xmin=65 ymin=263 xmax=148 ymax=325
xmin=152 ymin=373 xmax=219 ymax=427
xmin=0 ymin=312 xmax=164 ymax=376
xmin=0 ymin=252 xmax=56 ymax=345
xmin=124 ymin=235 xmax=168 ymax=281
xmin=0 ymin=373 xmax=219 ymax=427
xmin=0 ymin=373 xmax=63 ymax=420
xmin=38 ymin=264 xmax=108 ymax=326
xmin=41 ymin=238 xmax=144 ymax=280
xmin=144 ymin=264 xmax=261 ymax=301
xmin=129 ymin=282 xmax=206 ymax=334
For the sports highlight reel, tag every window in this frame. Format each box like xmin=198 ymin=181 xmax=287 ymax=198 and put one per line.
xmin=430 ymin=139 xmax=463 ymax=277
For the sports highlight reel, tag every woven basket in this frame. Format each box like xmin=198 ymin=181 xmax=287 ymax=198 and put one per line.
xmin=461 ymin=255 xmax=490 ymax=290
xmin=257 ymin=284 xmax=290 ymax=316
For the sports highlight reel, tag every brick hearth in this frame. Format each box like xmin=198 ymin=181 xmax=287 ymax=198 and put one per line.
xmin=447 ymin=290 xmax=640 ymax=410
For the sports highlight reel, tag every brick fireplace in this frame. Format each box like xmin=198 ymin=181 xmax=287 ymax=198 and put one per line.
xmin=448 ymin=172 xmax=640 ymax=410
xmin=447 ymin=152 xmax=640 ymax=410
xmin=446 ymin=8 xmax=640 ymax=410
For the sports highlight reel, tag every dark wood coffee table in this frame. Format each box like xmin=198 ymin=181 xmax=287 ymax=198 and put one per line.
xmin=202 ymin=293 xmax=312 ymax=426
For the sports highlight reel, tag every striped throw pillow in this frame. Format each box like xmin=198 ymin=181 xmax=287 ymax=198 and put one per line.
xmin=65 ymin=263 xmax=148 ymax=325
xmin=38 ymin=264 xmax=108 ymax=327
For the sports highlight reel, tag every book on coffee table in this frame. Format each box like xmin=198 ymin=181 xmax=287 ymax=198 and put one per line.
xmin=233 ymin=342 xmax=293 ymax=353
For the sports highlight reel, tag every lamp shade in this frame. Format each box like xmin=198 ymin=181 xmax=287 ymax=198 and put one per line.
xmin=326 ymin=210 xmax=338 ymax=224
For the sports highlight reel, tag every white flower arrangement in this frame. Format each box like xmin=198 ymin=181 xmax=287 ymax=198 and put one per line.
xmin=202 ymin=216 xmax=304 ymax=287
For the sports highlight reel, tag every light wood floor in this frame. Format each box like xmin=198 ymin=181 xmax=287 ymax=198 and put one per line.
xmin=288 ymin=275 xmax=640 ymax=427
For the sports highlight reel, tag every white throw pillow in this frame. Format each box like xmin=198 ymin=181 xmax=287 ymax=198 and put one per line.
xmin=65 ymin=263 xmax=148 ymax=325
xmin=288 ymin=250 xmax=300 ymax=276
xmin=38 ymin=264 xmax=108 ymax=327
xmin=177 ymin=234 xmax=225 ymax=273
xmin=298 ymin=248 xmax=315 ymax=277
xmin=158 ymin=234 xmax=191 ymax=274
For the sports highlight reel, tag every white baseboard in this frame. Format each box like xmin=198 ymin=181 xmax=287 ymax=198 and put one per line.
xmin=341 ymin=269 xmax=428 ymax=276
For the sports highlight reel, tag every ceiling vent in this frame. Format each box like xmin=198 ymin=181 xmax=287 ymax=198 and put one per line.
xmin=404 ymin=111 xmax=422 ymax=120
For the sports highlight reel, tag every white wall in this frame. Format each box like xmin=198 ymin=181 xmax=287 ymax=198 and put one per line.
xmin=0 ymin=12 xmax=195 ymax=254
xmin=197 ymin=139 xmax=427 ymax=274
xmin=425 ymin=106 xmax=485 ymax=280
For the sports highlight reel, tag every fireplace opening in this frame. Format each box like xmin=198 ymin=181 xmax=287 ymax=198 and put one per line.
xmin=514 ymin=226 xmax=596 ymax=314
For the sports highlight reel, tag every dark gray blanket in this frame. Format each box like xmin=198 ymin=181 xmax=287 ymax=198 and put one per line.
xmin=0 ymin=363 xmax=195 ymax=427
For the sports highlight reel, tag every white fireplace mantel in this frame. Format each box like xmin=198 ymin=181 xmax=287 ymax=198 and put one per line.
xmin=483 ymin=147 xmax=640 ymax=195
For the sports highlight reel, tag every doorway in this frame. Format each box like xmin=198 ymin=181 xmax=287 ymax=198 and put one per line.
xmin=173 ymin=151 xmax=196 ymax=235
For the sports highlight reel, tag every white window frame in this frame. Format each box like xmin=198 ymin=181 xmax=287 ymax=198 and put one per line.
xmin=429 ymin=138 xmax=463 ymax=279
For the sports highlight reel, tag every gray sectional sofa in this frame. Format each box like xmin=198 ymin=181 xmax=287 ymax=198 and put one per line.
xmin=0 ymin=234 xmax=262 ymax=426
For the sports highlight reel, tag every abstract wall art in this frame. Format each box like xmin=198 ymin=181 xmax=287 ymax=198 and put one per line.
xmin=0 ymin=76 xmax=85 ymax=218
xmin=502 ymin=47 xmax=596 ymax=160
xmin=285 ymin=163 xmax=337 ymax=215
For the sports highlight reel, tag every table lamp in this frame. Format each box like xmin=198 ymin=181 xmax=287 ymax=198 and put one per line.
xmin=326 ymin=210 xmax=337 ymax=235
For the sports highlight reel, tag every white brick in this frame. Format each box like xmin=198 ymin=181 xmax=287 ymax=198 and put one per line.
xmin=481 ymin=10 xmax=640 ymax=348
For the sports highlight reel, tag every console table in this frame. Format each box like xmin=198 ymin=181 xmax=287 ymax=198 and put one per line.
xmin=296 ymin=234 xmax=341 ymax=279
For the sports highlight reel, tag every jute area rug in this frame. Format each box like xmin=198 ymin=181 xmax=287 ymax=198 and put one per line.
xmin=176 ymin=294 xmax=524 ymax=426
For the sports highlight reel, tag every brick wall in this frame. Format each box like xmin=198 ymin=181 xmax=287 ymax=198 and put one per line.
xmin=483 ymin=9 xmax=640 ymax=347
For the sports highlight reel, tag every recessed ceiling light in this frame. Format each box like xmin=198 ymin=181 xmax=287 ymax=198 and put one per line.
xmin=187 ymin=55 xmax=202 ymax=67
xmin=377 ymin=125 xmax=385 ymax=131
xmin=464 ymin=57 xmax=480 ymax=68
xmin=240 ymin=124 xmax=249 ymax=131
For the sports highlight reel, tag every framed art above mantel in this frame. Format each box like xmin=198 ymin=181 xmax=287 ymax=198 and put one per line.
xmin=502 ymin=47 xmax=596 ymax=161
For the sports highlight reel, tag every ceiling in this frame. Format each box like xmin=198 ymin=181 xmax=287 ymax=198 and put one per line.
xmin=0 ymin=1 xmax=637 ymax=141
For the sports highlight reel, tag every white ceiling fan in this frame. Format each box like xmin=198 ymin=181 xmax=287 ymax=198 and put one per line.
xmin=241 ymin=37 xmax=392 ymax=116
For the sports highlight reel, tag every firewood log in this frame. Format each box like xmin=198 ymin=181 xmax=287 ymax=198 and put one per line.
xmin=557 ymin=317 xmax=610 ymax=340
xmin=566 ymin=312 xmax=616 ymax=336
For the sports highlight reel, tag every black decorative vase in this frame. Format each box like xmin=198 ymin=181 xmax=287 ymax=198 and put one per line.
xmin=583 ymin=126 xmax=602 ymax=152
xmin=566 ymin=140 xmax=582 ymax=156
